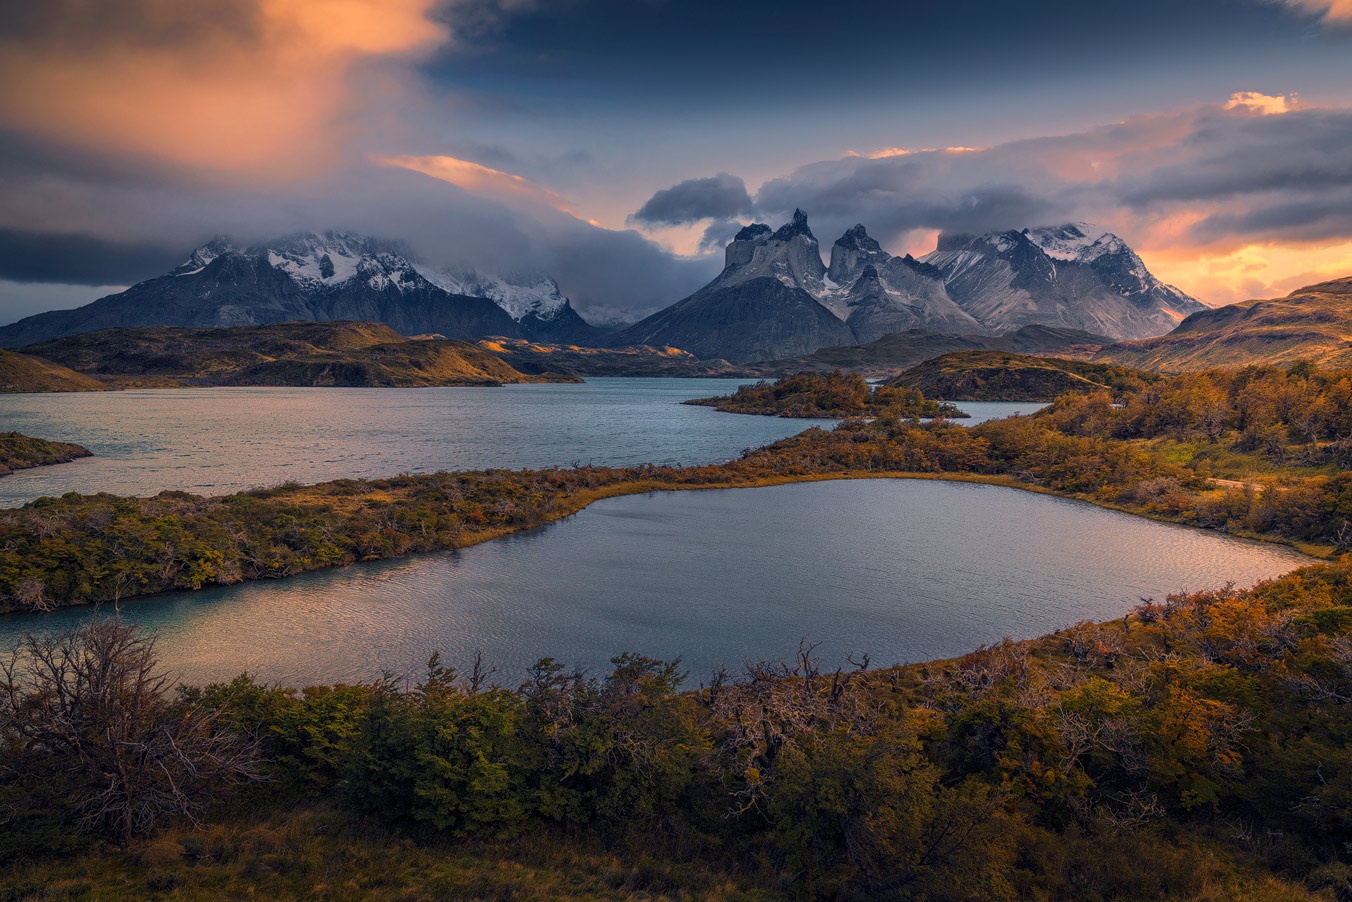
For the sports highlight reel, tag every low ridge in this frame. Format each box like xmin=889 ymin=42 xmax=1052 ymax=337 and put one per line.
xmin=1094 ymin=276 xmax=1352 ymax=372
xmin=19 ymin=321 xmax=571 ymax=388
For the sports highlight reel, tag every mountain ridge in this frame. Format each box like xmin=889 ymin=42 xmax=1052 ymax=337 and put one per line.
xmin=608 ymin=213 xmax=1199 ymax=363
xmin=1093 ymin=276 xmax=1352 ymax=372
xmin=0 ymin=232 xmax=603 ymax=348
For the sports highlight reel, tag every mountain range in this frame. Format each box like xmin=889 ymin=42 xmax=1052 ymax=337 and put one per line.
xmin=0 ymin=217 xmax=1202 ymax=364
xmin=0 ymin=232 xmax=603 ymax=348
xmin=608 ymin=213 xmax=1205 ymax=362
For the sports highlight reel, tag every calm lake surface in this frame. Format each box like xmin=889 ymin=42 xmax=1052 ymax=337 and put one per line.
xmin=0 ymin=380 xmax=1035 ymax=506
xmin=1 ymin=479 xmax=1309 ymax=687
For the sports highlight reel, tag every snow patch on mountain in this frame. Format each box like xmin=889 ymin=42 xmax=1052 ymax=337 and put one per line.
xmin=260 ymin=232 xmax=419 ymax=292
xmin=173 ymin=237 xmax=236 ymax=276
xmin=170 ymin=231 xmax=580 ymax=326
xmin=420 ymin=267 xmax=571 ymax=323
xmin=1023 ymin=222 xmax=1110 ymax=261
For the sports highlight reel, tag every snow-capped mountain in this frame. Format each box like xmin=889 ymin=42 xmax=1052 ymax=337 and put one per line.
xmin=0 ymin=231 xmax=600 ymax=348
xmin=922 ymin=223 xmax=1205 ymax=340
xmin=421 ymin=267 xmax=602 ymax=343
xmin=822 ymin=224 xmax=987 ymax=341
xmin=608 ymin=211 xmax=979 ymax=362
xmin=607 ymin=214 xmax=1200 ymax=363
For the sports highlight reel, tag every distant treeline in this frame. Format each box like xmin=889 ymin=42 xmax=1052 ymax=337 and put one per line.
xmin=5 ymin=361 xmax=1352 ymax=614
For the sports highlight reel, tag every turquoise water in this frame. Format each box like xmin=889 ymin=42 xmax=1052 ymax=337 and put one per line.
xmin=1 ymin=479 xmax=1309 ymax=687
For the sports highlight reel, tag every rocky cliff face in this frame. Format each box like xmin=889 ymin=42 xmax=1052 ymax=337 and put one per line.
xmin=608 ymin=213 xmax=981 ymax=362
xmin=922 ymin=223 xmax=1205 ymax=340
xmin=0 ymin=232 xmax=599 ymax=347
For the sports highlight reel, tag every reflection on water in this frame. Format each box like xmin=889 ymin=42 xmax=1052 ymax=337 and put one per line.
xmin=1 ymin=479 xmax=1308 ymax=687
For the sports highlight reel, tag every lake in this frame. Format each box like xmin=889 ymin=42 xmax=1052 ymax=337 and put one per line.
xmin=0 ymin=478 xmax=1309 ymax=687
xmin=0 ymin=378 xmax=1041 ymax=507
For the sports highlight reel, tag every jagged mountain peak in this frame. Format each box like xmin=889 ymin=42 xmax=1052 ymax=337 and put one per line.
xmin=172 ymin=235 xmax=237 ymax=275
xmin=733 ymin=223 xmax=772 ymax=242
xmin=834 ymin=224 xmax=882 ymax=253
xmin=772 ymin=208 xmax=815 ymax=242
xmin=828 ymin=223 xmax=889 ymax=284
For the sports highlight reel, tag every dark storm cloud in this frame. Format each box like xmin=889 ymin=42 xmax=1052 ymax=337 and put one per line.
xmin=698 ymin=219 xmax=746 ymax=253
xmin=0 ymin=153 xmax=715 ymax=321
xmin=1188 ymin=187 xmax=1352 ymax=243
xmin=0 ymin=228 xmax=183 ymax=285
xmin=628 ymin=174 xmax=753 ymax=227
xmin=1114 ymin=108 xmax=1352 ymax=206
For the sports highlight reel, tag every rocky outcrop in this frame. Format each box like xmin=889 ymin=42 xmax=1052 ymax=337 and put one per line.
xmin=608 ymin=213 xmax=979 ymax=362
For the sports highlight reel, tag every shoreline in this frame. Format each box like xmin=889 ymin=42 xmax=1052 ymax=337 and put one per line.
xmin=0 ymin=464 xmax=1327 ymax=620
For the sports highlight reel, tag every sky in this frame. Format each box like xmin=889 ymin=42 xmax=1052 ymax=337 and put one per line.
xmin=1 ymin=0 xmax=1351 ymax=325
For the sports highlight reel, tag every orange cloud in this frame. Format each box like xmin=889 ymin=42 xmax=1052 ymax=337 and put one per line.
xmin=1278 ymin=0 xmax=1352 ymax=25
xmin=1224 ymin=91 xmax=1300 ymax=115
xmin=1143 ymin=238 xmax=1352 ymax=305
xmin=371 ymin=154 xmax=577 ymax=214
xmin=845 ymin=146 xmax=986 ymax=159
xmin=0 ymin=0 xmax=446 ymax=178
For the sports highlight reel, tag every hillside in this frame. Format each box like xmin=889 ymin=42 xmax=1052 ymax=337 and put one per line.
xmin=746 ymin=324 xmax=1112 ymax=378
xmin=19 ymin=321 xmax=573 ymax=388
xmin=888 ymin=350 xmax=1154 ymax=400
xmin=1095 ymin=276 xmax=1352 ymax=372
xmin=0 ymin=432 xmax=91 ymax=476
xmin=0 ymin=348 xmax=110 ymax=392
xmin=477 ymin=337 xmax=749 ymax=377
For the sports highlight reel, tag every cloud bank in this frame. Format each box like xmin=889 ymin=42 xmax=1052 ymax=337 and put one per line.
xmin=630 ymin=93 xmax=1352 ymax=304
xmin=627 ymin=174 xmax=753 ymax=227
xmin=0 ymin=0 xmax=722 ymax=325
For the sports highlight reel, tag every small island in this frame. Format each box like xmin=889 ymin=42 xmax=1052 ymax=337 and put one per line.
xmin=0 ymin=431 xmax=92 ymax=477
xmin=685 ymin=370 xmax=967 ymax=418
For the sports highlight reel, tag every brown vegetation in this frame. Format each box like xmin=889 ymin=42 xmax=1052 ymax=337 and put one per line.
xmin=0 ymin=349 xmax=108 ymax=393
xmin=1096 ymin=275 xmax=1352 ymax=372
xmin=19 ymin=321 xmax=578 ymax=388
xmin=8 ymin=558 xmax=1352 ymax=898
xmin=887 ymin=350 xmax=1155 ymax=401
xmin=9 ymin=360 xmax=1352 ymax=614
xmin=686 ymin=370 xmax=966 ymax=418
xmin=0 ymin=432 xmax=91 ymax=478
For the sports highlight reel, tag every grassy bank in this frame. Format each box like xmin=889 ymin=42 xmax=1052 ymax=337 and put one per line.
xmin=8 ymin=359 xmax=1352 ymax=613
xmin=10 ymin=558 xmax=1352 ymax=900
